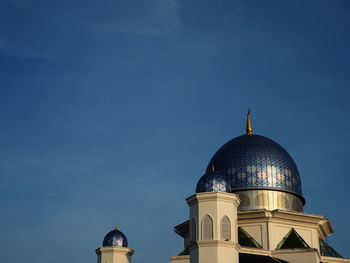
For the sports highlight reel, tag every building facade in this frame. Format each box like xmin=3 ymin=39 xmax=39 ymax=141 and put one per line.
xmin=96 ymin=112 xmax=349 ymax=263
xmin=169 ymin=112 xmax=349 ymax=263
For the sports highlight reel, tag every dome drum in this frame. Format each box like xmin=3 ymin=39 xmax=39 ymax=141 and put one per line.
xmin=236 ymin=189 xmax=304 ymax=212
xmin=232 ymin=186 xmax=305 ymax=205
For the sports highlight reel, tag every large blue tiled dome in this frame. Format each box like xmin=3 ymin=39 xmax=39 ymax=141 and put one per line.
xmin=103 ymin=227 xmax=128 ymax=247
xmin=205 ymin=134 xmax=304 ymax=202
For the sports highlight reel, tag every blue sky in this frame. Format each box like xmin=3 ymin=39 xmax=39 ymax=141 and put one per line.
xmin=1 ymin=0 xmax=350 ymax=262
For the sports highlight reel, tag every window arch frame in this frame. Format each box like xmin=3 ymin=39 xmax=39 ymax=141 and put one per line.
xmin=220 ymin=215 xmax=231 ymax=241
xmin=201 ymin=214 xmax=214 ymax=240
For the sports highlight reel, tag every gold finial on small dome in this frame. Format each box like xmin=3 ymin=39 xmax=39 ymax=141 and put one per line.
xmin=115 ymin=225 xmax=118 ymax=231
xmin=246 ymin=109 xmax=253 ymax=136
xmin=211 ymin=163 xmax=215 ymax=173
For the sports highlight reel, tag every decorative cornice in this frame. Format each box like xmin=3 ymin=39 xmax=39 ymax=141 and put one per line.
xmin=238 ymin=209 xmax=325 ymax=223
xmin=238 ymin=209 xmax=334 ymax=239
xmin=169 ymin=255 xmax=190 ymax=260
xmin=186 ymin=192 xmax=240 ymax=207
xmin=189 ymin=240 xmax=237 ymax=249
xmin=270 ymin=209 xmax=324 ymax=220
xmin=318 ymin=219 xmax=334 ymax=239
xmin=237 ymin=210 xmax=268 ymax=219
xmin=320 ymin=256 xmax=350 ymax=263
xmin=271 ymin=247 xmax=318 ymax=255
xmin=238 ymin=245 xmax=270 ymax=256
xmin=95 ymin=247 xmax=134 ymax=256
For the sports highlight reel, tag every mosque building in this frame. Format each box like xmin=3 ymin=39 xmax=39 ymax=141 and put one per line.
xmin=96 ymin=111 xmax=350 ymax=263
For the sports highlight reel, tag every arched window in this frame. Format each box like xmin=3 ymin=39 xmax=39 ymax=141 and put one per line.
xmin=201 ymin=215 xmax=213 ymax=240
xmin=220 ymin=215 xmax=231 ymax=240
xmin=190 ymin=217 xmax=197 ymax=241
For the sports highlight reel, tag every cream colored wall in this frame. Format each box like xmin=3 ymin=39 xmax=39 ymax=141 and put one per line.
xmin=174 ymin=193 xmax=349 ymax=263
xmin=268 ymin=223 xmax=318 ymax=250
xmin=197 ymin=245 xmax=218 ymax=263
xmin=187 ymin=192 xmax=240 ymax=263
xmin=96 ymin=248 xmax=114 ymax=263
xmin=272 ymin=249 xmax=320 ymax=263
xmin=191 ymin=242 xmax=237 ymax=263
xmin=217 ymin=245 xmax=239 ymax=263
xmin=240 ymin=223 xmax=267 ymax=249
xmin=238 ymin=210 xmax=329 ymax=255
xmin=237 ymin=212 xmax=350 ymax=262
xmin=189 ymin=192 xmax=239 ymax=242
xmin=197 ymin=199 xmax=236 ymax=241
xmin=193 ymin=241 xmax=238 ymax=263
xmin=97 ymin=251 xmax=113 ymax=263
xmin=96 ymin=247 xmax=133 ymax=263
xmin=169 ymin=255 xmax=190 ymax=263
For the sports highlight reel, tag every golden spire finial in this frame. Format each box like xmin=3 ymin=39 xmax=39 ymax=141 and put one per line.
xmin=115 ymin=225 xmax=118 ymax=231
xmin=246 ymin=109 xmax=253 ymax=136
xmin=211 ymin=163 xmax=215 ymax=173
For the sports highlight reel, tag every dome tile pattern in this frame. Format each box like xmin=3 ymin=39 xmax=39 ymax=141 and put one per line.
xmin=205 ymin=134 xmax=303 ymax=199
xmin=196 ymin=173 xmax=231 ymax=193
xmin=103 ymin=229 xmax=128 ymax=247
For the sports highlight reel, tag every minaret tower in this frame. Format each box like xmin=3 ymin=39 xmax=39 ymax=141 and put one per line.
xmin=96 ymin=226 xmax=134 ymax=263
xmin=187 ymin=164 xmax=240 ymax=263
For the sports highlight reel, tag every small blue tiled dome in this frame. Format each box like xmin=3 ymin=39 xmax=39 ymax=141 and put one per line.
xmin=196 ymin=173 xmax=232 ymax=193
xmin=103 ymin=227 xmax=128 ymax=247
